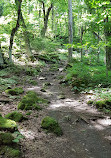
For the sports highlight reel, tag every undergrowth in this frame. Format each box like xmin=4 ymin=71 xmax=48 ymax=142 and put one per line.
xmin=66 ymin=61 xmax=111 ymax=92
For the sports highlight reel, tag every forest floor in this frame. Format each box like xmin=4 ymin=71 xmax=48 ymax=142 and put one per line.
xmin=1 ymin=59 xmax=111 ymax=158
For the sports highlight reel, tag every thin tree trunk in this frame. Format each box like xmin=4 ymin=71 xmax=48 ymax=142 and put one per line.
xmin=104 ymin=15 xmax=111 ymax=70
xmin=41 ymin=2 xmax=53 ymax=37
xmin=80 ymin=26 xmax=84 ymax=62
xmin=0 ymin=42 xmax=4 ymax=66
xmin=8 ymin=0 xmax=22 ymax=62
xmin=39 ymin=2 xmax=41 ymax=32
xmin=68 ymin=0 xmax=73 ymax=62
xmin=20 ymin=12 xmax=32 ymax=58
xmin=52 ymin=4 xmax=54 ymax=31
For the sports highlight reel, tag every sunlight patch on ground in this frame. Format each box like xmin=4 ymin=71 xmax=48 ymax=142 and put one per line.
xmin=19 ymin=129 xmax=36 ymax=140
xmin=49 ymin=98 xmax=98 ymax=114
xmin=91 ymin=117 xmax=111 ymax=131
xmin=96 ymin=117 xmax=111 ymax=126
xmin=26 ymin=86 xmax=41 ymax=92
xmin=105 ymin=136 xmax=111 ymax=141
xmin=93 ymin=124 xmax=105 ymax=130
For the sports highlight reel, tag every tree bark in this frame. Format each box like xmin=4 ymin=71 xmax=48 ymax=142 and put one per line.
xmin=80 ymin=26 xmax=84 ymax=62
xmin=52 ymin=4 xmax=54 ymax=31
xmin=8 ymin=0 xmax=22 ymax=62
xmin=68 ymin=0 xmax=73 ymax=62
xmin=20 ymin=12 xmax=32 ymax=58
xmin=0 ymin=42 xmax=4 ymax=66
xmin=41 ymin=2 xmax=53 ymax=37
xmin=104 ymin=15 xmax=111 ymax=70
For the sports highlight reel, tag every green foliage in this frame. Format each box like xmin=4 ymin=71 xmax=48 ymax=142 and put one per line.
xmin=25 ymin=67 xmax=40 ymax=76
xmin=87 ymin=100 xmax=94 ymax=105
xmin=5 ymin=112 xmax=25 ymax=122
xmin=41 ymin=116 xmax=63 ymax=136
xmin=28 ymin=80 xmax=38 ymax=85
xmin=18 ymin=91 xmax=48 ymax=110
xmin=66 ymin=62 xmax=111 ymax=92
xmin=12 ymin=131 xmax=24 ymax=143
xmin=0 ymin=116 xmax=17 ymax=131
xmin=31 ymin=37 xmax=58 ymax=53
xmin=26 ymin=112 xmax=32 ymax=115
xmin=0 ymin=78 xmax=18 ymax=86
xmin=5 ymin=87 xmax=24 ymax=95
xmin=0 ymin=145 xmax=21 ymax=158
xmin=0 ymin=133 xmax=14 ymax=145
xmin=95 ymin=99 xmax=111 ymax=110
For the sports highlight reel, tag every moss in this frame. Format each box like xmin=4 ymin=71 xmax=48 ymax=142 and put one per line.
xmin=5 ymin=112 xmax=24 ymax=122
xmin=0 ymin=145 xmax=21 ymax=158
xmin=28 ymin=80 xmax=38 ymax=85
xmin=41 ymin=116 xmax=63 ymax=136
xmin=87 ymin=100 xmax=94 ymax=105
xmin=0 ymin=116 xmax=17 ymax=131
xmin=26 ymin=112 xmax=32 ymax=115
xmin=49 ymin=67 xmax=59 ymax=71
xmin=5 ymin=87 xmax=24 ymax=95
xmin=95 ymin=100 xmax=106 ymax=109
xmin=95 ymin=99 xmax=111 ymax=110
xmin=18 ymin=91 xmax=48 ymax=110
xmin=0 ymin=133 xmax=14 ymax=145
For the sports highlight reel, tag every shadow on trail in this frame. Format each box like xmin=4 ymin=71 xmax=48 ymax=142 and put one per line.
xmin=23 ymin=63 xmax=111 ymax=158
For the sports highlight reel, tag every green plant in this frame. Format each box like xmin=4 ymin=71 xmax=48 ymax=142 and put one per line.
xmin=0 ymin=133 xmax=14 ymax=145
xmin=66 ymin=62 xmax=111 ymax=92
xmin=12 ymin=131 xmax=24 ymax=143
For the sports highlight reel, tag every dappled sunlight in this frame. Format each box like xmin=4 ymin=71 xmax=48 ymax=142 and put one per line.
xmin=19 ymin=129 xmax=36 ymax=140
xmin=90 ymin=116 xmax=111 ymax=131
xmin=97 ymin=117 xmax=111 ymax=126
xmin=105 ymin=136 xmax=111 ymax=141
xmin=57 ymin=49 xmax=68 ymax=53
xmin=26 ymin=86 xmax=41 ymax=92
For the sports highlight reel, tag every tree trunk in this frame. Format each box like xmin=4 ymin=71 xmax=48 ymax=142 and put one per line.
xmin=80 ymin=26 xmax=84 ymax=62
xmin=0 ymin=42 xmax=4 ymax=66
xmin=8 ymin=0 xmax=22 ymax=62
xmin=68 ymin=0 xmax=73 ymax=62
xmin=104 ymin=16 xmax=111 ymax=70
xmin=41 ymin=2 xmax=53 ymax=37
xmin=20 ymin=12 xmax=33 ymax=58
xmin=52 ymin=4 xmax=54 ymax=31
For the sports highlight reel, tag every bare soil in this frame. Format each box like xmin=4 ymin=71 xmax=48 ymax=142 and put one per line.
xmin=0 ymin=62 xmax=111 ymax=158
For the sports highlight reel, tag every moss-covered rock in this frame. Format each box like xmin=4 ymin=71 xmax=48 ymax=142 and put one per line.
xmin=5 ymin=112 xmax=24 ymax=122
xmin=95 ymin=99 xmax=111 ymax=110
xmin=5 ymin=87 xmax=24 ymax=95
xmin=87 ymin=100 xmax=94 ymax=105
xmin=0 ymin=132 xmax=14 ymax=145
xmin=0 ymin=116 xmax=17 ymax=131
xmin=41 ymin=116 xmax=63 ymax=136
xmin=95 ymin=100 xmax=106 ymax=109
xmin=0 ymin=145 xmax=21 ymax=158
xmin=18 ymin=91 xmax=48 ymax=110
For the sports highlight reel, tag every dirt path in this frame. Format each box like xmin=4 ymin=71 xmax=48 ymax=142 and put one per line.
xmin=18 ymin=62 xmax=111 ymax=158
xmin=1 ymin=62 xmax=111 ymax=158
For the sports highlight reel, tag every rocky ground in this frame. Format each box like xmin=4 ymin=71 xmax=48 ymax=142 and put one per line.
xmin=0 ymin=61 xmax=111 ymax=158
